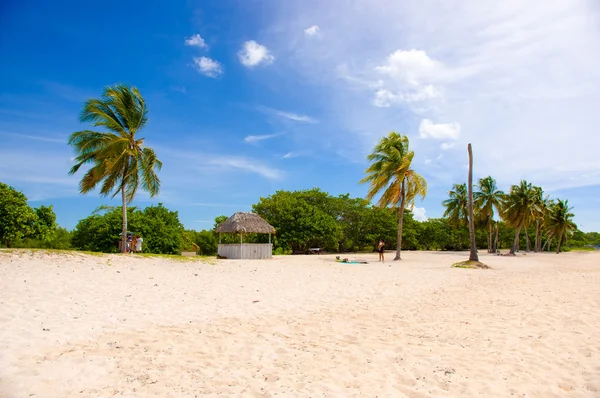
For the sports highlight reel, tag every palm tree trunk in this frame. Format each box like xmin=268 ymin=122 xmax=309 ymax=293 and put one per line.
xmin=534 ymin=221 xmax=540 ymax=252
xmin=121 ymin=185 xmax=128 ymax=253
xmin=494 ymin=221 xmax=499 ymax=253
xmin=394 ymin=180 xmax=406 ymax=261
xmin=488 ymin=220 xmax=493 ymax=253
xmin=509 ymin=226 xmax=522 ymax=255
xmin=543 ymin=237 xmax=552 ymax=252
xmin=556 ymin=233 xmax=563 ymax=254
xmin=525 ymin=228 xmax=530 ymax=252
xmin=467 ymin=144 xmax=478 ymax=262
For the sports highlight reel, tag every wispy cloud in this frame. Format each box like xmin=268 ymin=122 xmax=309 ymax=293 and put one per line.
xmin=238 ymin=40 xmax=275 ymax=67
xmin=185 ymin=34 xmax=208 ymax=49
xmin=193 ymin=57 xmax=223 ymax=78
xmin=257 ymin=106 xmax=317 ymax=123
xmin=207 ymin=156 xmax=284 ymax=180
xmin=0 ymin=131 xmax=65 ymax=143
xmin=244 ymin=133 xmax=282 ymax=144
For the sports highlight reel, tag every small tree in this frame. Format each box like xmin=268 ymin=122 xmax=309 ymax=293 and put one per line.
xmin=0 ymin=182 xmax=37 ymax=247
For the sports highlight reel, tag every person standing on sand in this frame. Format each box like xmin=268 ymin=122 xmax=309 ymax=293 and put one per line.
xmin=135 ymin=235 xmax=143 ymax=253
xmin=378 ymin=240 xmax=385 ymax=262
xmin=130 ymin=235 xmax=137 ymax=254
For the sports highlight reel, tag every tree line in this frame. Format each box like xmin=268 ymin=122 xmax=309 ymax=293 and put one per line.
xmin=2 ymin=182 xmax=598 ymax=255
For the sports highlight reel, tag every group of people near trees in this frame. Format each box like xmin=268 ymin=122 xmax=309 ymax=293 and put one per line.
xmin=126 ymin=233 xmax=143 ymax=253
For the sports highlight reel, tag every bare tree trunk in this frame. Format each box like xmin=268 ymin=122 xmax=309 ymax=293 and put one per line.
xmin=121 ymin=185 xmax=127 ymax=253
xmin=394 ymin=180 xmax=406 ymax=261
xmin=525 ymin=228 xmax=530 ymax=252
xmin=467 ymin=144 xmax=479 ymax=262
xmin=509 ymin=226 xmax=522 ymax=255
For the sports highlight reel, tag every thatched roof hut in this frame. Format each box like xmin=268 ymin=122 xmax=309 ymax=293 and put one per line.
xmin=215 ymin=212 xmax=275 ymax=234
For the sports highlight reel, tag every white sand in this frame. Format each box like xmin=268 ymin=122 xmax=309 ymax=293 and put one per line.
xmin=0 ymin=249 xmax=599 ymax=397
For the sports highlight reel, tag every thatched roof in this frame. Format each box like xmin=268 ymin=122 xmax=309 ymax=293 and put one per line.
xmin=215 ymin=212 xmax=275 ymax=234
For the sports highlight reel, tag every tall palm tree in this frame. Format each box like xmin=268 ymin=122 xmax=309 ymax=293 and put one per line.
xmin=360 ymin=132 xmax=427 ymax=260
xmin=467 ymin=144 xmax=478 ymax=262
xmin=442 ymin=183 xmax=468 ymax=227
xmin=546 ymin=199 xmax=577 ymax=253
xmin=474 ymin=176 xmax=504 ymax=253
xmin=501 ymin=180 xmax=539 ymax=255
xmin=68 ymin=84 xmax=162 ymax=253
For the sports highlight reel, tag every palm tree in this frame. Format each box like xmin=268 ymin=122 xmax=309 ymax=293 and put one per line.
xmin=68 ymin=84 xmax=162 ymax=253
xmin=442 ymin=183 xmax=468 ymax=227
xmin=546 ymin=199 xmax=577 ymax=253
xmin=474 ymin=176 xmax=504 ymax=253
xmin=360 ymin=132 xmax=427 ymax=260
xmin=530 ymin=186 xmax=546 ymax=252
xmin=501 ymin=180 xmax=539 ymax=255
xmin=467 ymin=144 xmax=478 ymax=262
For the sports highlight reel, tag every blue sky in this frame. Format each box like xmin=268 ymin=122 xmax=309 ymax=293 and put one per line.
xmin=1 ymin=0 xmax=599 ymax=232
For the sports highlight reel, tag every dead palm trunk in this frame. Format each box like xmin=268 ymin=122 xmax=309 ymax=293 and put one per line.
xmin=394 ymin=179 xmax=406 ymax=261
xmin=467 ymin=144 xmax=479 ymax=262
xmin=509 ymin=226 xmax=522 ymax=255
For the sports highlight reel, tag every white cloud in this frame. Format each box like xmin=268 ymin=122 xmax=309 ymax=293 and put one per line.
xmin=193 ymin=57 xmax=223 ymax=78
xmin=244 ymin=133 xmax=282 ymax=144
xmin=412 ymin=207 xmax=428 ymax=221
xmin=185 ymin=34 xmax=208 ymax=49
xmin=419 ymin=119 xmax=461 ymax=140
xmin=238 ymin=41 xmax=275 ymax=67
xmin=258 ymin=106 xmax=317 ymax=123
xmin=440 ymin=142 xmax=456 ymax=150
xmin=304 ymin=25 xmax=320 ymax=36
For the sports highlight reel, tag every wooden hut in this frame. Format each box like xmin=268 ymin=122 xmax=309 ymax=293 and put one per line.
xmin=215 ymin=212 xmax=275 ymax=259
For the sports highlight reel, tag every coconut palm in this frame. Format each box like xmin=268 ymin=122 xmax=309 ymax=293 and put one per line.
xmin=68 ymin=84 xmax=162 ymax=253
xmin=442 ymin=183 xmax=468 ymax=227
xmin=530 ymin=186 xmax=546 ymax=252
xmin=546 ymin=199 xmax=577 ymax=253
xmin=360 ymin=132 xmax=427 ymax=260
xmin=474 ymin=176 xmax=504 ymax=253
xmin=501 ymin=180 xmax=540 ymax=255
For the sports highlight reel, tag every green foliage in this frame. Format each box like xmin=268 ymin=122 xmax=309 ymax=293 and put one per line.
xmin=13 ymin=227 xmax=73 ymax=250
xmin=0 ymin=183 xmax=60 ymax=248
xmin=253 ymin=189 xmax=342 ymax=253
xmin=72 ymin=203 xmax=183 ymax=254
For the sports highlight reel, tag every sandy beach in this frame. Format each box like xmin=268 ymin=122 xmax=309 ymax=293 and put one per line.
xmin=0 ymin=250 xmax=598 ymax=398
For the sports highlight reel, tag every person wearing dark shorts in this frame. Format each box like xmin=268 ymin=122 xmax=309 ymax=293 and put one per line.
xmin=377 ymin=240 xmax=385 ymax=262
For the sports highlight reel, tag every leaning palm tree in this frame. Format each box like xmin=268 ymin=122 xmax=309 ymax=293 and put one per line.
xmin=474 ymin=176 xmax=504 ymax=253
xmin=68 ymin=84 xmax=162 ymax=253
xmin=501 ymin=180 xmax=539 ymax=255
xmin=360 ymin=132 xmax=427 ymax=260
xmin=546 ymin=199 xmax=577 ymax=253
xmin=442 ymin=183 xmax=468 ymax=227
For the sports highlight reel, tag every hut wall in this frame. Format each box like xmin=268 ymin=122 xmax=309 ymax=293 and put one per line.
xmin=218 ymin=243 xmax=273 ymax=259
